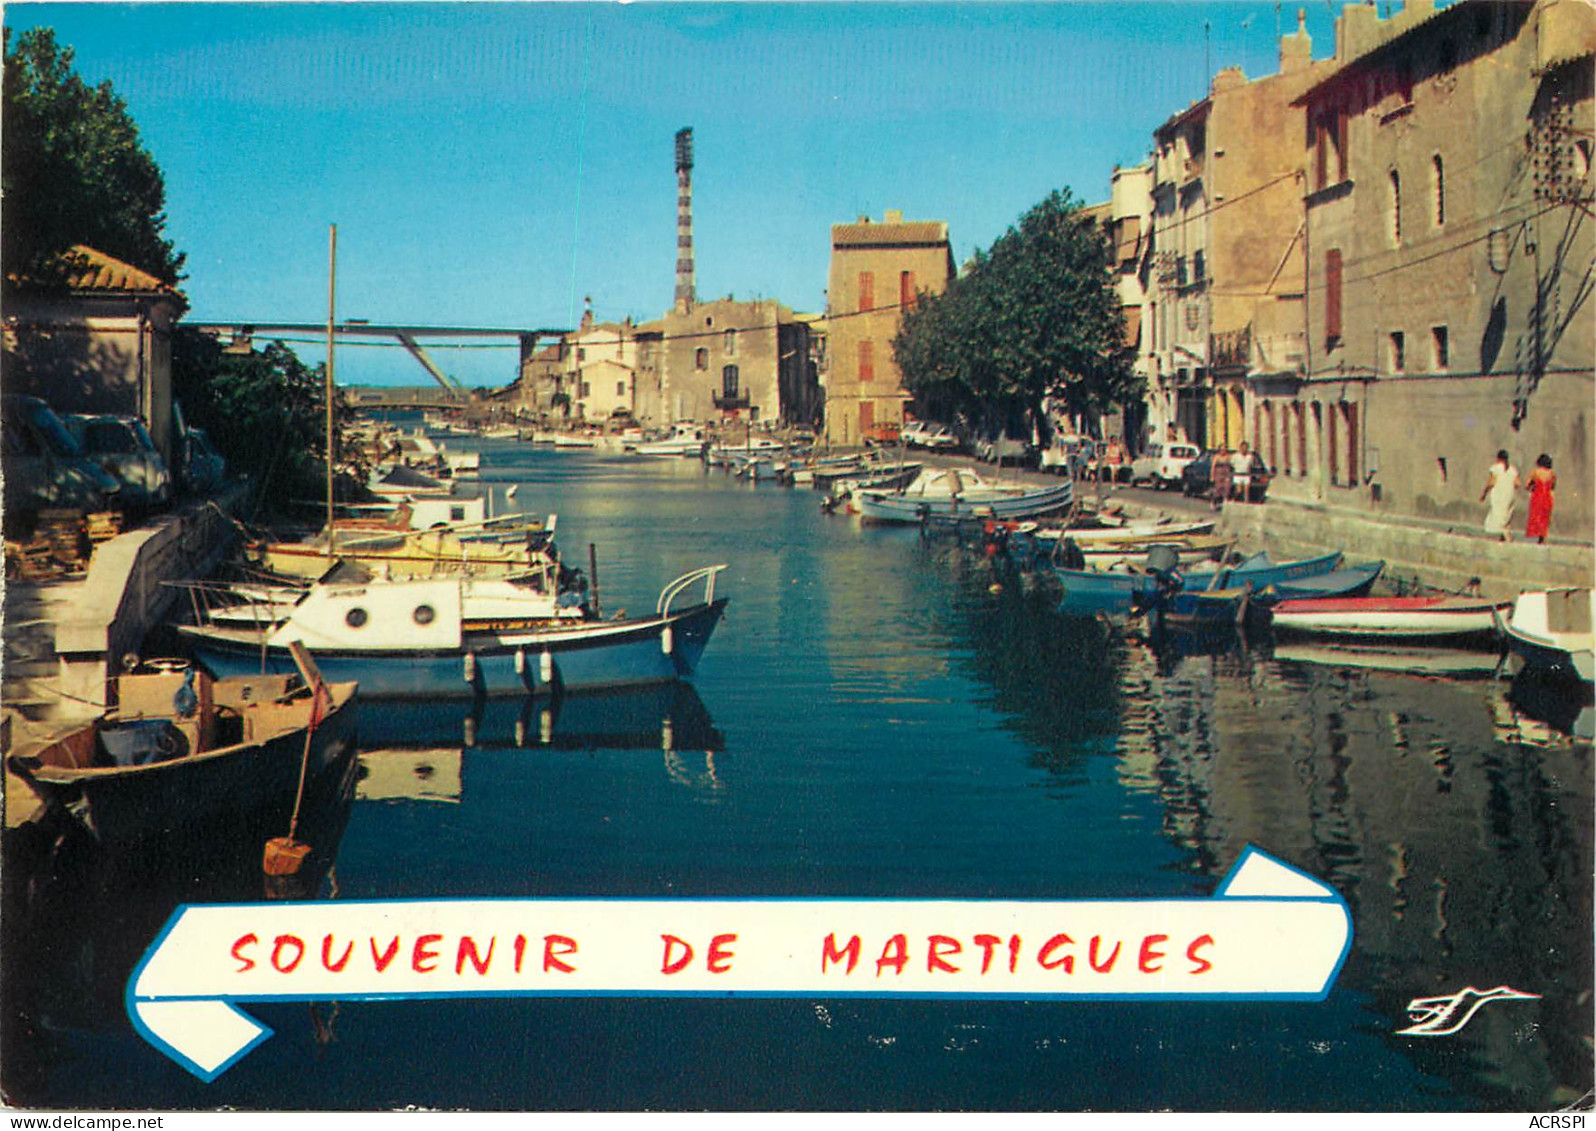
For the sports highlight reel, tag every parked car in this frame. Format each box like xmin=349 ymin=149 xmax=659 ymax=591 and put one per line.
xmin=973 ymin=434 xmax=1035 ymax=465
xmin=1129 ymin=442 xmax=1201 ymax=489
xmin=176 ymin=428 xmax=226 ymax=495
xmin=64 ymin=413 xmax=171 ymax=511
xmin=862 ymin=420 xmax=902 ymax=447
xmin=1181 ymin=449 xmax=1272 ymax=501
xmin=903 ymin=421 xmax=960 ymax=451
xmin=2 ymin=395 xmax=122 ymax=533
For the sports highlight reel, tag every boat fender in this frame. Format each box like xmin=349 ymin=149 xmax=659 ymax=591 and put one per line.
xmin=540 ymin=649 xmax=554 ymax=684
xmin=540 ymin=707 xmax=554 ymax=744
xmin=464 ymin=651 xmax=478 ymax=686
xmin=463 ymin=715 xmax=477 ymax=748
xmin=661 ymin=625 xmax=674 ymax=656
xmin=515 ymin=647 xmax=533 ymax=689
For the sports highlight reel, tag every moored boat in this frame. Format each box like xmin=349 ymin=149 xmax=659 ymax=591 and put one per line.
xmin=1503 ymin=587 xmax=1594 ymax=682
xmin=178 ymin=565 xmax=730 ymax=697
xmin=856 ymin=467 xmax=1073 ymax=524
xmin=1270 ymin=593 xmax=1511 ymax=644
xmin=5 ymin=664 xmax=357 ymax=846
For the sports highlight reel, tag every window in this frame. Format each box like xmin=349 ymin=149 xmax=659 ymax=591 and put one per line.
xmin=858 ymin=271 xmax=875 ymax=313
xmin=413 ymin=605 xmax=436 ymax=626
xmin=724 ymin=329 xmax=737 ymax=356
xmin=1324 ymin=249 xmax=1343 ymax=347
xmin=616 ymin=381 xmax=626 ymax=397
xmin=1389 ymin=169 xmax=1402 ymax=244
xmin=722 ymin=365 xmax=740 ymax=399
xmin=1328 ymin=403 xmax=1340 ymax=485
xmin=899 ymin=271 xmax=917 ymax=311
xmin=695 ymin=348 xmax=708 ymax=370
xmin=1342 ymin=402 xmax=1359 ymax=485
xmin=1433 ymin=155 xmax=1445 ymax=226
xmin=577 ymin=347 xmax=586 ymax=362
xmin=345 ymin=608 xmax=369 ymax=629
xmin=1432 ymin=326 xmax=1449 ymax=369
xmin=450 ymin=505 xmax=465 ymax=522
xmin=1192 ymin=249 xmax=1206 ymax=283
xmin=858 ymin=340 xmax=875 ymax=382
xmin=580 ymin=381 xmax=592 ymax=398
xmin=1389 ymin=331 xmax=1406 ymax=372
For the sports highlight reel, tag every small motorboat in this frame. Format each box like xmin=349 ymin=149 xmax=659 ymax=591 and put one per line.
xmin=1270 ymin=593 xmax=1512 ymax=644
xmin=1503 ymin=588 xmax=1594 ymax=682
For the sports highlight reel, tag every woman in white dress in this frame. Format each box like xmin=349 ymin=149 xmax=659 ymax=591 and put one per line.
xmin=1480 ymin=449 xmax=1520 ymax=541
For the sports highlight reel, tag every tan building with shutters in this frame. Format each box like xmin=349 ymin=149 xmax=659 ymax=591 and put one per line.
xmin=1279 ymin=0 xmax=1593 ymax=534
xmin=824 ymin=210 xmax=955 ymax=446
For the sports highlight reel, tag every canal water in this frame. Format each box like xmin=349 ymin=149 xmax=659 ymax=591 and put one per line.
xmin=3 ymin=436 xmax=1591 ymax=1111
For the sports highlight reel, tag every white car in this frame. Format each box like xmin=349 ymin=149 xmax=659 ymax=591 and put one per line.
xmin=903 ymin=421 xmax=960 ymax=451
xmin=1129 ymin=442 xmax=1201 ymax=489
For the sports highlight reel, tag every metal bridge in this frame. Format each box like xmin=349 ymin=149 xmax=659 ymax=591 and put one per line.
xmin=187 ymin=320 xmax=570 ymax=401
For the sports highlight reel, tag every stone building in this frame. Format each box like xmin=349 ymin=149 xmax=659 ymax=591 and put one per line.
xmin=1106 ymin=163 xmax=1154 ymax=445
xmin=3 ymin=245 xmax=187 ymax=462
xmin=824 ymin=210 xmax=956 ymax=446
xmin=652 ymin=297 xmax=817 ymax=427
xmin=1143 ymin=16 xmax=1330 ymax=453
xmin=566 ymin=315 xmax=639 ymax=422
xmin=1280 ymin=0 xmax=1593 ymax=533
xmin=515 ymin=338 xmax=568 ymax=416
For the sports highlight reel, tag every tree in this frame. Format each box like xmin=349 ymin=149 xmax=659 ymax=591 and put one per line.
xmin=2 ymin=27 xmax=184 ymax=284
xmin=892 ymin=189 xmax=1139 ymax=432
xmin=171 ymin=328 xmax=361 ymax=515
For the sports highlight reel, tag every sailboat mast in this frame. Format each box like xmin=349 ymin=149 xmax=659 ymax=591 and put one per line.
xmin=325 ymin=223 xmax=338 ymax=558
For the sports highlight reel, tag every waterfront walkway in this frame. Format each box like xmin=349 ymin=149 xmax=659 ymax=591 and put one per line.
xmin=886 ymin=447 xmax=1593 ymax=597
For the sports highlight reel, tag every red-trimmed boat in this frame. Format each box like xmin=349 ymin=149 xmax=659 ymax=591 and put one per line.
xmin=1269 ymin=595 xmax=1512 ymax=645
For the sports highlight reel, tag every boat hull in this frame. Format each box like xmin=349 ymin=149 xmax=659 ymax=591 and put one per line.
xmin=1271 ymin=596 xmax=1509 ymax=642
xmin=13 ymin=683 xmax=358 ymax=846
xmin=857 ymin=482 xmax=1073 ymax=524
xmin=182 ymin=600 xmax=728 ymax=697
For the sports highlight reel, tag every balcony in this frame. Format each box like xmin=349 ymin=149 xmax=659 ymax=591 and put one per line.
xmin=1209 ymin=326 xmax=1252 ymax=372
xmin=713 ymin=391 xmax=751 ymax=411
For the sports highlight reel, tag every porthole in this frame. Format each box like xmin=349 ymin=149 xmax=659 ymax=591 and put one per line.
xmin=345 ymin=607 xmax=369 ymax=629
xmin=413 ymin=604 xmax=436 ymax=626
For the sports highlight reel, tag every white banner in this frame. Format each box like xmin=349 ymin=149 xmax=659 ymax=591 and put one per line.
xmin=128 ymin=846 xmax=1351 ymax=1080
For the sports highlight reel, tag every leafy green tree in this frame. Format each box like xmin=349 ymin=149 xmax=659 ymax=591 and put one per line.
xmin=893 ymin=189 xmax=1139 ymax=431
xmin=2 ymin=27 xmax=183 ymax=284
xmin=171 ymin=328 xmax=361 ymax=515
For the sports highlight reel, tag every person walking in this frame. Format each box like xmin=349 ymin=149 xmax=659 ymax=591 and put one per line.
xmin=1525 ymin=453 xmax=1556 ymax=544
xmin=1231 ymin=442 xmax=1256 ymax=503
xmin=1480 ymin=449 xmax=1520 ymax=541
xmin=1210 ymin=445 xmax=1233 ymax=511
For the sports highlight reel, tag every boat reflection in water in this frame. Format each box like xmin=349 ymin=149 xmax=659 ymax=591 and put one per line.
xmin=356 ymin=681 xmax=727 ymax=801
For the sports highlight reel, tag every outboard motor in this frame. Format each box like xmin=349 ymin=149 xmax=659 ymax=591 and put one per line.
xmin=1142 ymin=544 xmax=1184 ymax=608
xmin=1057 ymin=537 xmax=1086 ymax=571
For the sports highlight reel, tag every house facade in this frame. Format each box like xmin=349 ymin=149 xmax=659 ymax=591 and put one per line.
xmin=567 ymin=317 xmax=639 ymax=422
xmin=1281 ymin=0 xmax=1593 ymax=531
xmin=824 ymin=210 xmax=955 ymax=446
xmin=653 ymin=297 xmax=818 ymax=427
xmin=2 ymin=245 xmax=187 ymax=463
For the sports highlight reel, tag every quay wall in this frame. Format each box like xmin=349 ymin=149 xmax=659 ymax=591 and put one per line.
xmin=52 ymin=497 xmax=240 ymax=716
xmin=1220 ymin=497 xmax=1594 ymax=599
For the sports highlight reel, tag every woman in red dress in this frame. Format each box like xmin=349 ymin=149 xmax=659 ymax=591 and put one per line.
xmin=1525 ymin=453 xmax=1556 ymax=543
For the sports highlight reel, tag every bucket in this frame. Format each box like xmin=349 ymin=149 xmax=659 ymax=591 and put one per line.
xmin=263 ymin=836 xmax=312 ymax=876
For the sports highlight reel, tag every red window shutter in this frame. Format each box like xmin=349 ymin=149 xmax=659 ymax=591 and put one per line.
xmin=859 ymin=401 xmax=875 ymax=435
xmin=858 ymin=272 xmax=874 ymax=313
xmin=900 ymin=271 xmax=916 ymax=311
xmin=1324 ymin=249 xmax=1343 ymax=345
xmin=859 ymin=340 xmax=875 ymax=382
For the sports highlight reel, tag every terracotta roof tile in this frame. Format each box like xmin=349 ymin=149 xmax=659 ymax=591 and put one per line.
xmin=63 ymin=246 xmax=178 ymax=294
xmin=832 ymin=221 xmax=949 ymax=248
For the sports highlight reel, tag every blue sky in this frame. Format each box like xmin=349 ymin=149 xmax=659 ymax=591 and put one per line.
xmin=8 ymin=2 xmax=1347 ymax=387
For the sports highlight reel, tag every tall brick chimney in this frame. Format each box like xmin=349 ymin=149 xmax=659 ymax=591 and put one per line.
xmin=674 ymin=128 xmax=695 ymax=315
